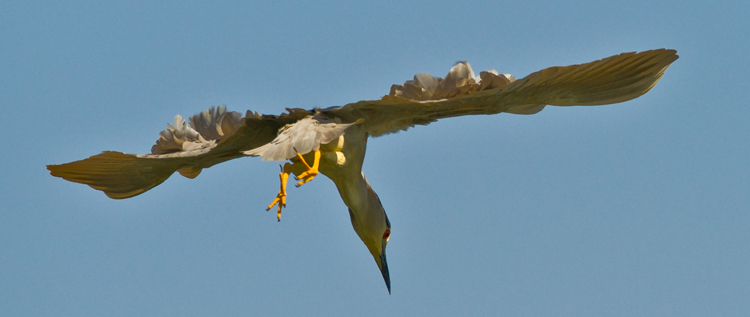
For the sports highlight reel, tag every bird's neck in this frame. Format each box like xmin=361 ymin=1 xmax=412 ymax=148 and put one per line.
xmin=319 ymin=126 xmax=384 ymax=231
xmin=335 ymin=172 xmax=378 ymax=214
xmin=333 ymin=172 xmax=386 ymax=243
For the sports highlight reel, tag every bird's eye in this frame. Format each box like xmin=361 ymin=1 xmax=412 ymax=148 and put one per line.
xmin=383 ymin=230 xmax=390 ymax=239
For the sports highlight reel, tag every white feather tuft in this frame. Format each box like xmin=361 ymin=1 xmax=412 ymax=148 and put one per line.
xmin=243 ymin=116 xmax=362 ymax=161
xmin=389 ymin=62 xmax=516 ymax=101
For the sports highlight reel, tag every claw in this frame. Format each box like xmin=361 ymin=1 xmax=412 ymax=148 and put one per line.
xmin=264 ymin=150 xmax=322 ymax=221
xmin=267 ymin=163 xmax=291 ymax=221
xmin=294 ymin=150 xmax=320 ymax=187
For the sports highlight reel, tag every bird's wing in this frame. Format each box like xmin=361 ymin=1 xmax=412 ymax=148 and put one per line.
xmin=47 ymin=106 xmax=311 ymax=199
xmin=327 ymin=49 xmax=678 ymax=137
xmin=48 ymin=49 xmax=678 ymax=198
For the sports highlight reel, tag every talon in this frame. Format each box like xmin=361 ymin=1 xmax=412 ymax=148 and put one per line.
xmin=267 ymin=164 xmax=291 ymax=221
xmin=266 ymin=192 xmax=285 ymax=211
xmin=264 ymin=150 xmax=321 ymax=221
xmin=295 ymin=150 xmax=320 ymax=187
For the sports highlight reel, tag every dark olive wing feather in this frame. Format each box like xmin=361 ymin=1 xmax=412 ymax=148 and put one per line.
xmin=47 ymin=108 xmax=311 ymax=199
xmin=328 ymin=49 xmax=678 ymax=137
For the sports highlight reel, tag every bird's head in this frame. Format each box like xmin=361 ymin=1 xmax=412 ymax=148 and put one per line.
xmin=348 ymin=199 xmax=391 ymax=294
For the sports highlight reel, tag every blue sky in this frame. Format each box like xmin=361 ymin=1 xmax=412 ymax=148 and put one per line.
xmin=2 ymin=1 xmax=749 ymax=316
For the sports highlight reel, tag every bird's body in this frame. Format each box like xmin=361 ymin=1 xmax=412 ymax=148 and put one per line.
xmin=48 ymin=49 xmax=678 ymax=293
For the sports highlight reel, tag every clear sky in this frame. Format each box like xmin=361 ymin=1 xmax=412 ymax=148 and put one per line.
xmin=2 ymin=1 xmax=748 ymax=316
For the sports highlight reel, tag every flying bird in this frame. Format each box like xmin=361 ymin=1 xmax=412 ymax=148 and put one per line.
xmin=48 ymin=49 xmax=678 ymax=294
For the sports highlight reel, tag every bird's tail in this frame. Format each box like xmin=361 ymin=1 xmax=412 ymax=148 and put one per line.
xmin=47 ymin=151 xmax=188 ymax=199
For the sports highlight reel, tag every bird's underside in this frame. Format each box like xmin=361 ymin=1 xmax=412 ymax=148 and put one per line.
xmin=47 ymin=49 xmax=678 ymax=293
xmin=48 ymin=49 xmax=678 ymax=203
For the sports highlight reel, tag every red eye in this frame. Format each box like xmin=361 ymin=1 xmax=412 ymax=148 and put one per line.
xmin=383 ymin=230 xmax=390 ymax=239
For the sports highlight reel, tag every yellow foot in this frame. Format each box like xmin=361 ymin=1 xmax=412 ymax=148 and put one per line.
xmin=264 ymin=150 xmax=321 ymax=221
xmin=294 ymin=150 xmax=320 ymax=187
xmin=267 ymin=164 xmax=291 ymax=221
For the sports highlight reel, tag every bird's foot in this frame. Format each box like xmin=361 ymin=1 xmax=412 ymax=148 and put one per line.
xmin=265 ymin=151 xmax=320 ymax=221
xmin=267 ymin=164 xmax=291 ymax=221
xmin=294 ymin=150 xmax=320 ymax=187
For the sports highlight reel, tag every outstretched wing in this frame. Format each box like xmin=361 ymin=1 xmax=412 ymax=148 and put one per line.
xmin=48 ymin=49 xmax=678 ymax=198
xmin=327 ymin=49 xmax=678 ymax=137
xmin=47 ymin=107 xmax=311 ymax=199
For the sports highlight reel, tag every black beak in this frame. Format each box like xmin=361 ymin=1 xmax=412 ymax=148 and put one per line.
xmin=379 ymin=251 xmax=391 ymax=294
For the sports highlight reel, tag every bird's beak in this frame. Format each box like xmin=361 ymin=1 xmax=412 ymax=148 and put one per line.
xmin=379 ymin=250 xmax=391 ymax=294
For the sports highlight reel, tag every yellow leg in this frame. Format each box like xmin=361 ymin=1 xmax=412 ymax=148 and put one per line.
xmin=265 ymin=150 xmax=321 ymax=221
xmin=294 ymin=150 xmax=320 ymax=187
xmin=267 ymin=163 xmax=293 ymax=221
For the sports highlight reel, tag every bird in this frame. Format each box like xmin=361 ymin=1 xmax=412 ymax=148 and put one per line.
xmin=47 ymin=49 xmax=678 ymax=294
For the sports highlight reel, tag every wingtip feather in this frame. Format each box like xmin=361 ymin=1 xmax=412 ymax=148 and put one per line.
xmin=48 ymin=151 xmax=181 ymax=199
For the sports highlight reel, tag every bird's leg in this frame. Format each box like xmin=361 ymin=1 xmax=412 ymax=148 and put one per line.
xmin=265 ymin=150 xmax=320 ymax=221
xmin=294 ymin=150 xmax=320 ymax=187
xmin=267 ymin=163 xmax=294 ymax=221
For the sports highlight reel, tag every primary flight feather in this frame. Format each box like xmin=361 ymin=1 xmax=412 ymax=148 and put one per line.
xmin=48 ymin=49 xmax=678 ymax=293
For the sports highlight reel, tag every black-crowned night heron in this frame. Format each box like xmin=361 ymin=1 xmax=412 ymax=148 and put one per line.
xmin=48 ymin=49 xmax=678 ymax=294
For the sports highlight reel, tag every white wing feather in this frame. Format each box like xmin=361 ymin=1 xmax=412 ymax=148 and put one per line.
xmin=243 ymin=116 xmax=362 ymax=161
